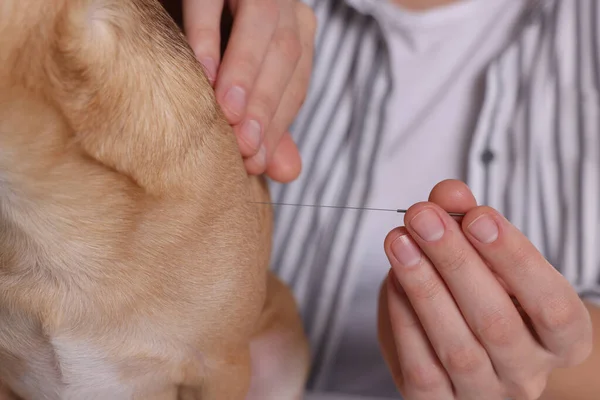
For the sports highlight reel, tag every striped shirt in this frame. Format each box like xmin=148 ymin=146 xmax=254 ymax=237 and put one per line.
xmin=268 ymin=0 xmax=600 ymax=396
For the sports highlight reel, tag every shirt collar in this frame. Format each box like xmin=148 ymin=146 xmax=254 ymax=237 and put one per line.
xmin=343 ymin=0 xmax=542 ymax=32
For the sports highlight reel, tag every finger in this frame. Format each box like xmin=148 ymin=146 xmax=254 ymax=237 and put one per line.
xmin=260 ymin=2 xmax=316 ymax=168
xmin=428 ymin=181 xmax=512 ymax=293
xmin=377 ymin=274 xmax=405 ymax=391
xmin=385 ymin=227 xmax=501 ymax=399
xmin=263 ymin=132 xmax=302 ymax=182
xmin=381 ymin=268 xmax=455 ymax=399
xmin=403 ymin=202 xmax=552 ymax=398
xmin=243 ymin=145 xmax=267 ymax=175
xmin=235 ymin=1 xmax=302 ymax=161
xmin=461 ymin=206 xmax=593 ymax=367
xmin=182 ymin=0 xmax=224 ymax=84
xmin=428 ymin=179 xmax=478 ymax=212
xmin=215 ymin=0 xmax=281 ymax=123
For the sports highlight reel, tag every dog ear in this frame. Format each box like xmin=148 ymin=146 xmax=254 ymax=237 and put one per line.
xmin=46 ymin=0 xmax=229 ymax=194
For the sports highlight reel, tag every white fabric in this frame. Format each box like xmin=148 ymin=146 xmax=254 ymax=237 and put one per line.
xmin=328 ymin=0 xmax=528 ymax=395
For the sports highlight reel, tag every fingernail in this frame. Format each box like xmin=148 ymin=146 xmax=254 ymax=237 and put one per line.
xmin=410 ymin=209 xmax=445 ymax=242
xmin=223 ymin=86 xmax=247 ymax=117
xmin=391 ymin=234 xmax=422 ymax=267
xmin=240 ymin=120 xmax=262 ymax=152
xmin=199 ymin=57 xmax=217 ymax=83
xmin=467 ymin=214 xmax=499 ymax=244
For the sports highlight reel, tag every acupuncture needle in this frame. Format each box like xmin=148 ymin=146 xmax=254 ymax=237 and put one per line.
xmin=249 ymin=201 xmax=465 ymax=217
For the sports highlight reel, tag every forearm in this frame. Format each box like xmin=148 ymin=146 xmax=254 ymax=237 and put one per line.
xmin=540 ymin=301 xmax=600 ymax=400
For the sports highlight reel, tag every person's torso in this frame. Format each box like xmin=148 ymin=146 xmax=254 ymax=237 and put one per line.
xmin=327 ymin=0 xmax=527 ymax=396
xmin=268 ymin=0 xmax=600 ymax=397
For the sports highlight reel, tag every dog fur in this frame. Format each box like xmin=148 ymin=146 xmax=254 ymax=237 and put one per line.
xmin=0 ymin=0 xmax=309 ymax=398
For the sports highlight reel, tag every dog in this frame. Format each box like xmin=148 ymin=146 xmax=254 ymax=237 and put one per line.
xmin=0 ymin=0 xmax=309 ymax=398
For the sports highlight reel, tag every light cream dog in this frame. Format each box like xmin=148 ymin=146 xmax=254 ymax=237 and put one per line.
xmin=0 ymin=0 xmax=309 ymax=398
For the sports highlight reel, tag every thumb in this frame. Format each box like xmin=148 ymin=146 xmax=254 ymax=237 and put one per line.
xmin=428 ymin=179 xmax=478 ymax=214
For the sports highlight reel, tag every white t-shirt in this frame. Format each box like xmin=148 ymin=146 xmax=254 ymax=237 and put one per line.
xmin=327 ymin=0 xmax=527 ymax=396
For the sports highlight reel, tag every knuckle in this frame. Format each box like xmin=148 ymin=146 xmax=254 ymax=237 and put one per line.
xmin=560 ymin=311 xmax=593 ymax=365
xmin=407 ymin=276 xmax=443 ymax=301
xmin=295 ymin=3 xmax=318 ymax=36
xmin=437 ymin=247 xmax=470 ymax=274
xmin=254 ymin=0 xmax=281 ymax=24
xmin=573 ymin=336 xmax=593 ymax=364
xmin=230 ymin=53 xmax=263 ymax=83
xmin=442 ymin=345 xmax=485 ymax=375
xmin=536 ymin=295 xmax=579 ymax=334
xmin=563 ymin=335 xmax=593 ymax=367
xmin=403 ymin=364 xmax=447 ymax=392
xmin=273 ymin=27 xmax=302 ymax=63
xmin=504 ymin=244 xmax=540 ymax=276
xmin=250 ymin=92 xmax=279 ymax=121
xmin=476 ymin=309 xmax=518 ymax=347
xmin=511 ymin=374 xmax=548 ymax=400
xmin=286 ymin=80 xmax=309 ymax=110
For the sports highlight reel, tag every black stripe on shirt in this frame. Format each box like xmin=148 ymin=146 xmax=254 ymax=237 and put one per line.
xmin=550 ymin=0 xmax=568 ymax=273
xmin=306 ymin=28 xmax=388 ymax=389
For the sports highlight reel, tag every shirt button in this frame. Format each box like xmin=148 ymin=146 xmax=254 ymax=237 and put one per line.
xmin=481 ymin=149 xmax=495 ymax=164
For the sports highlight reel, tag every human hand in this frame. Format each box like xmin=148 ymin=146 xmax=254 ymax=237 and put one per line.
xmin=182 ymin=0 xmax=316 ymax=182
xmin=377 ymin=179 xmax=593 ymax=399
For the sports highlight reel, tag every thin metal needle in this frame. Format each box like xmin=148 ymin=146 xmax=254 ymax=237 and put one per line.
xmin=249 ymin=201 xmax=465 ymax=217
